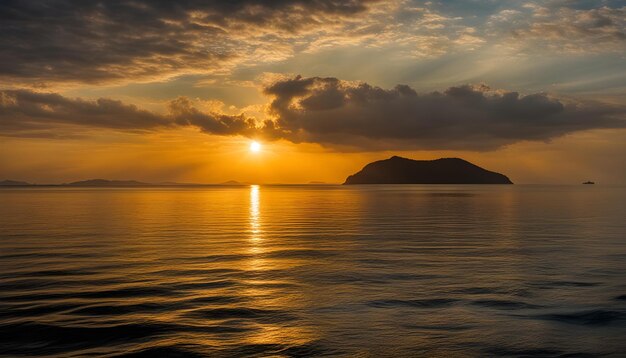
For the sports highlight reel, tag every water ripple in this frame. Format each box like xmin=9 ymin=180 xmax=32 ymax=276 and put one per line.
xmin=1 ymin=185 xmax=625 ymax=356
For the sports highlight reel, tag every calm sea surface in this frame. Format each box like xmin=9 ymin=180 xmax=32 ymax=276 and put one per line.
xmin=1 ymin=185 xmax=625 ymax=357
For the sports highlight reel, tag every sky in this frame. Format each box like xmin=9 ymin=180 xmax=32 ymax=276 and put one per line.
xmin=0 ymin=0 xmax=625 ymax=184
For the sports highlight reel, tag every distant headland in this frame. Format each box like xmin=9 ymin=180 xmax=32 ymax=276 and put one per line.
xmin=1 ymin=179 xmax=271 ymax=187
xmin=344 ymin=156 xmax=513 ymax=184
xmin=0 ymin=179 xmax=151 ymax=187
xmin=0 ymin=180 xmax=31 ymax=186
xmin=67 ymin=179 xmax=147 ymax=186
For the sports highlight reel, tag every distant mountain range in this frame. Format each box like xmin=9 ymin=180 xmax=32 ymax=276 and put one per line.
xmin=67 ymin=179 xmax=148 ymax=186
xmin=0 ymin=180 xmax=32 ymax=186
xmin=219 ymin=180 xmax=250 ymax=185
xmin=344 ymin=156 xmax=513 ymax=184
xmin=0 ymin=179 xmax=253 ymax=187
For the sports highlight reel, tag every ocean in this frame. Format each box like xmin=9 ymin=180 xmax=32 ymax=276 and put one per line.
xmin=1 ymin=185 xmax=625 ymax=357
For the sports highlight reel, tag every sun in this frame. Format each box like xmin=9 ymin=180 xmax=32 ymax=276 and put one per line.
xmin=249 ymin=141 xmax=261 ymax=153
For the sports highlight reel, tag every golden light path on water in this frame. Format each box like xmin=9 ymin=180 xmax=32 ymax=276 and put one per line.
xmin=249 ymin=185 xmax=261 ymax=246
xmin=244 ymin=184 xmax=318 ymax=347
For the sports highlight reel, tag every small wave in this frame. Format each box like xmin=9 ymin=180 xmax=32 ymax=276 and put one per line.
xmin=227 ymin=342 xmax=335 ymax=357
xmin=116 ymin=342 xmax=336 ymax=358
xmin=74 ymin=286 xmax=178 ymax=299
xmin=453 ymin=287 xmax=531 ymax=297
xmin=263 ymin=249 xmax=337 ymax=259
xmin=536 ymin=309 xmax=625 ymax=326
xmin=0 ymin=302 xmax=78 ymax=319
xmin=113 ymin=345 xmax=206 ymax=358
xmin=0 ymin=322 xmax=172 ymax=355
xmin=530 ymin=280 xmax=599 ymax=289
xmin=403 ymin=323 xmax=472 ymax=332
xmin=171 ymin=279 xmax=238 ymax=291
xmin=453 ymin=287 xmax=499 ymax=295
xmin=184 ymin=295 xmax=245 ymax=305
xmin=11 ymin=268 xmax=99 ymax=277
xmin=0 ymin=252 xmax=93 ymax=260
xmin=471 ymin=299 xmax=543 ymax=310
xmin=2 ymin=284 xmax=180 ymax=303
xmin=67 ymin=302 xmax=168 ymax=316
xmin=368 ymin=298 xmax=458 ymax=308
xmin=169 ymin=254 xmax=250 ymax=263
xmin=1 ymin=292 xmax=74 ymax=302
xmin=484 ymin=346 xmax=589 ymax=357
xmin=184 ymin=307 xmax=296 ymax=323
xmin=0 ymin=321 xmax=250 ymax=355
xmin=379 ymin=273 xmax=442 ymax=281
xmin=0 ymin=277 xmax=127 ymax=294
xmin=426 ymin=192 xmax=475 ymax=197
xmin=154 ymin=268 xmax=242 ymax=277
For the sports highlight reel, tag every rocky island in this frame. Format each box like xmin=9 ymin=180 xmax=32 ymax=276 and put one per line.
xmin=344 ymin=156 xmax=512 ymax=184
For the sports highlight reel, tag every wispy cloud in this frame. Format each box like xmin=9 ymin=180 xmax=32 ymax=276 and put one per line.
xmin=0 ymin=0 xmax=387 ymax=84
xmin=491 ymin=4 xmax=625 ymax=53
xmin=1 ymin=0 xmax=622 ymax=88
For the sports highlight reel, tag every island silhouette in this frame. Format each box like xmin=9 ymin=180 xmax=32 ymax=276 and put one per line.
xmin=2 ymin=158 xmax=513 ymax=186
xmin=344 ymin=156 xmax=513 ymax=184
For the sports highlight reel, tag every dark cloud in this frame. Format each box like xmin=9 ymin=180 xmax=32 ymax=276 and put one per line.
xmin=0 ymin=90 xmax=168 ymax=130
xmin=168 ymin=97 xmax=257 ymax=136
xmin=2 ymin=77 xmax=624 ymax=150
xmin=2 ymin=1 xmax=621 ymax=85
xmin=262 ymin=76 xmax=626 ymax=150
xmin=0 ymin=0 xmax=380 ymax=83
xmin=0 ymin=89 xmax=257 ymax=137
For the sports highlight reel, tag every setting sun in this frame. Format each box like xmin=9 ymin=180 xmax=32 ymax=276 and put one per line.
xmin=250 ymin=141 xmax=261 ymax=153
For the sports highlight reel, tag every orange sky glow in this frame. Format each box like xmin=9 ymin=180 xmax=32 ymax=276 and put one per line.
xmin=0 ymin=1 xmax=624 ymax=184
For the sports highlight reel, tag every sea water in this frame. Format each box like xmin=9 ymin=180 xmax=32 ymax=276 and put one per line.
xmin=1 ymin=185 xmax=625 ymax=356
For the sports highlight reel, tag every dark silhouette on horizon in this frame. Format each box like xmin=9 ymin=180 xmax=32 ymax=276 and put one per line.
xmin=344 ymin=156 xmax=513 ymax=184
xmin=0 ymin=180 xmax=31 ymax=186
xmin=0 ymin=179 xmax=254 ymax=187
xmin=67 ymin=179 xmax=148 ymax=186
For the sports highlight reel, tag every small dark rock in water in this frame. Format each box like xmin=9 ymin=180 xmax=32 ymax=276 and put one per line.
xmin=583 ymin=181 xmax=595 ymax=184
xmin=344 ymin=156 xmax=512 ymax=184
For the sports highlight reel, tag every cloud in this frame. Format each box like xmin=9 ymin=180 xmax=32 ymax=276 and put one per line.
xmin=0 ymin=89 xmax=257 ymax=137
xmin=3 ymin=1 xmax=621 ymax=87
xmin=2 ymin=0 xmax=625 ymax=87
xmin=168 ymin=97 xmax=258 ymax=136
xmin=262 ymin=76 xmax=626 ymax=150
xmin=0 ymin=0 xmax=385 ymax=84
xmin=2 ymin=77 xmax=624 ymax=150
xmin=492 ymin=4 xmax=625 ymax=53
xmin=0 ymin=90 xmax=168 ymax=130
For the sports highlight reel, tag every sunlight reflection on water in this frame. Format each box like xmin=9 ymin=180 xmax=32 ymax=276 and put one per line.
xmin=0 ymin=185 xmax=625 ymax=357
